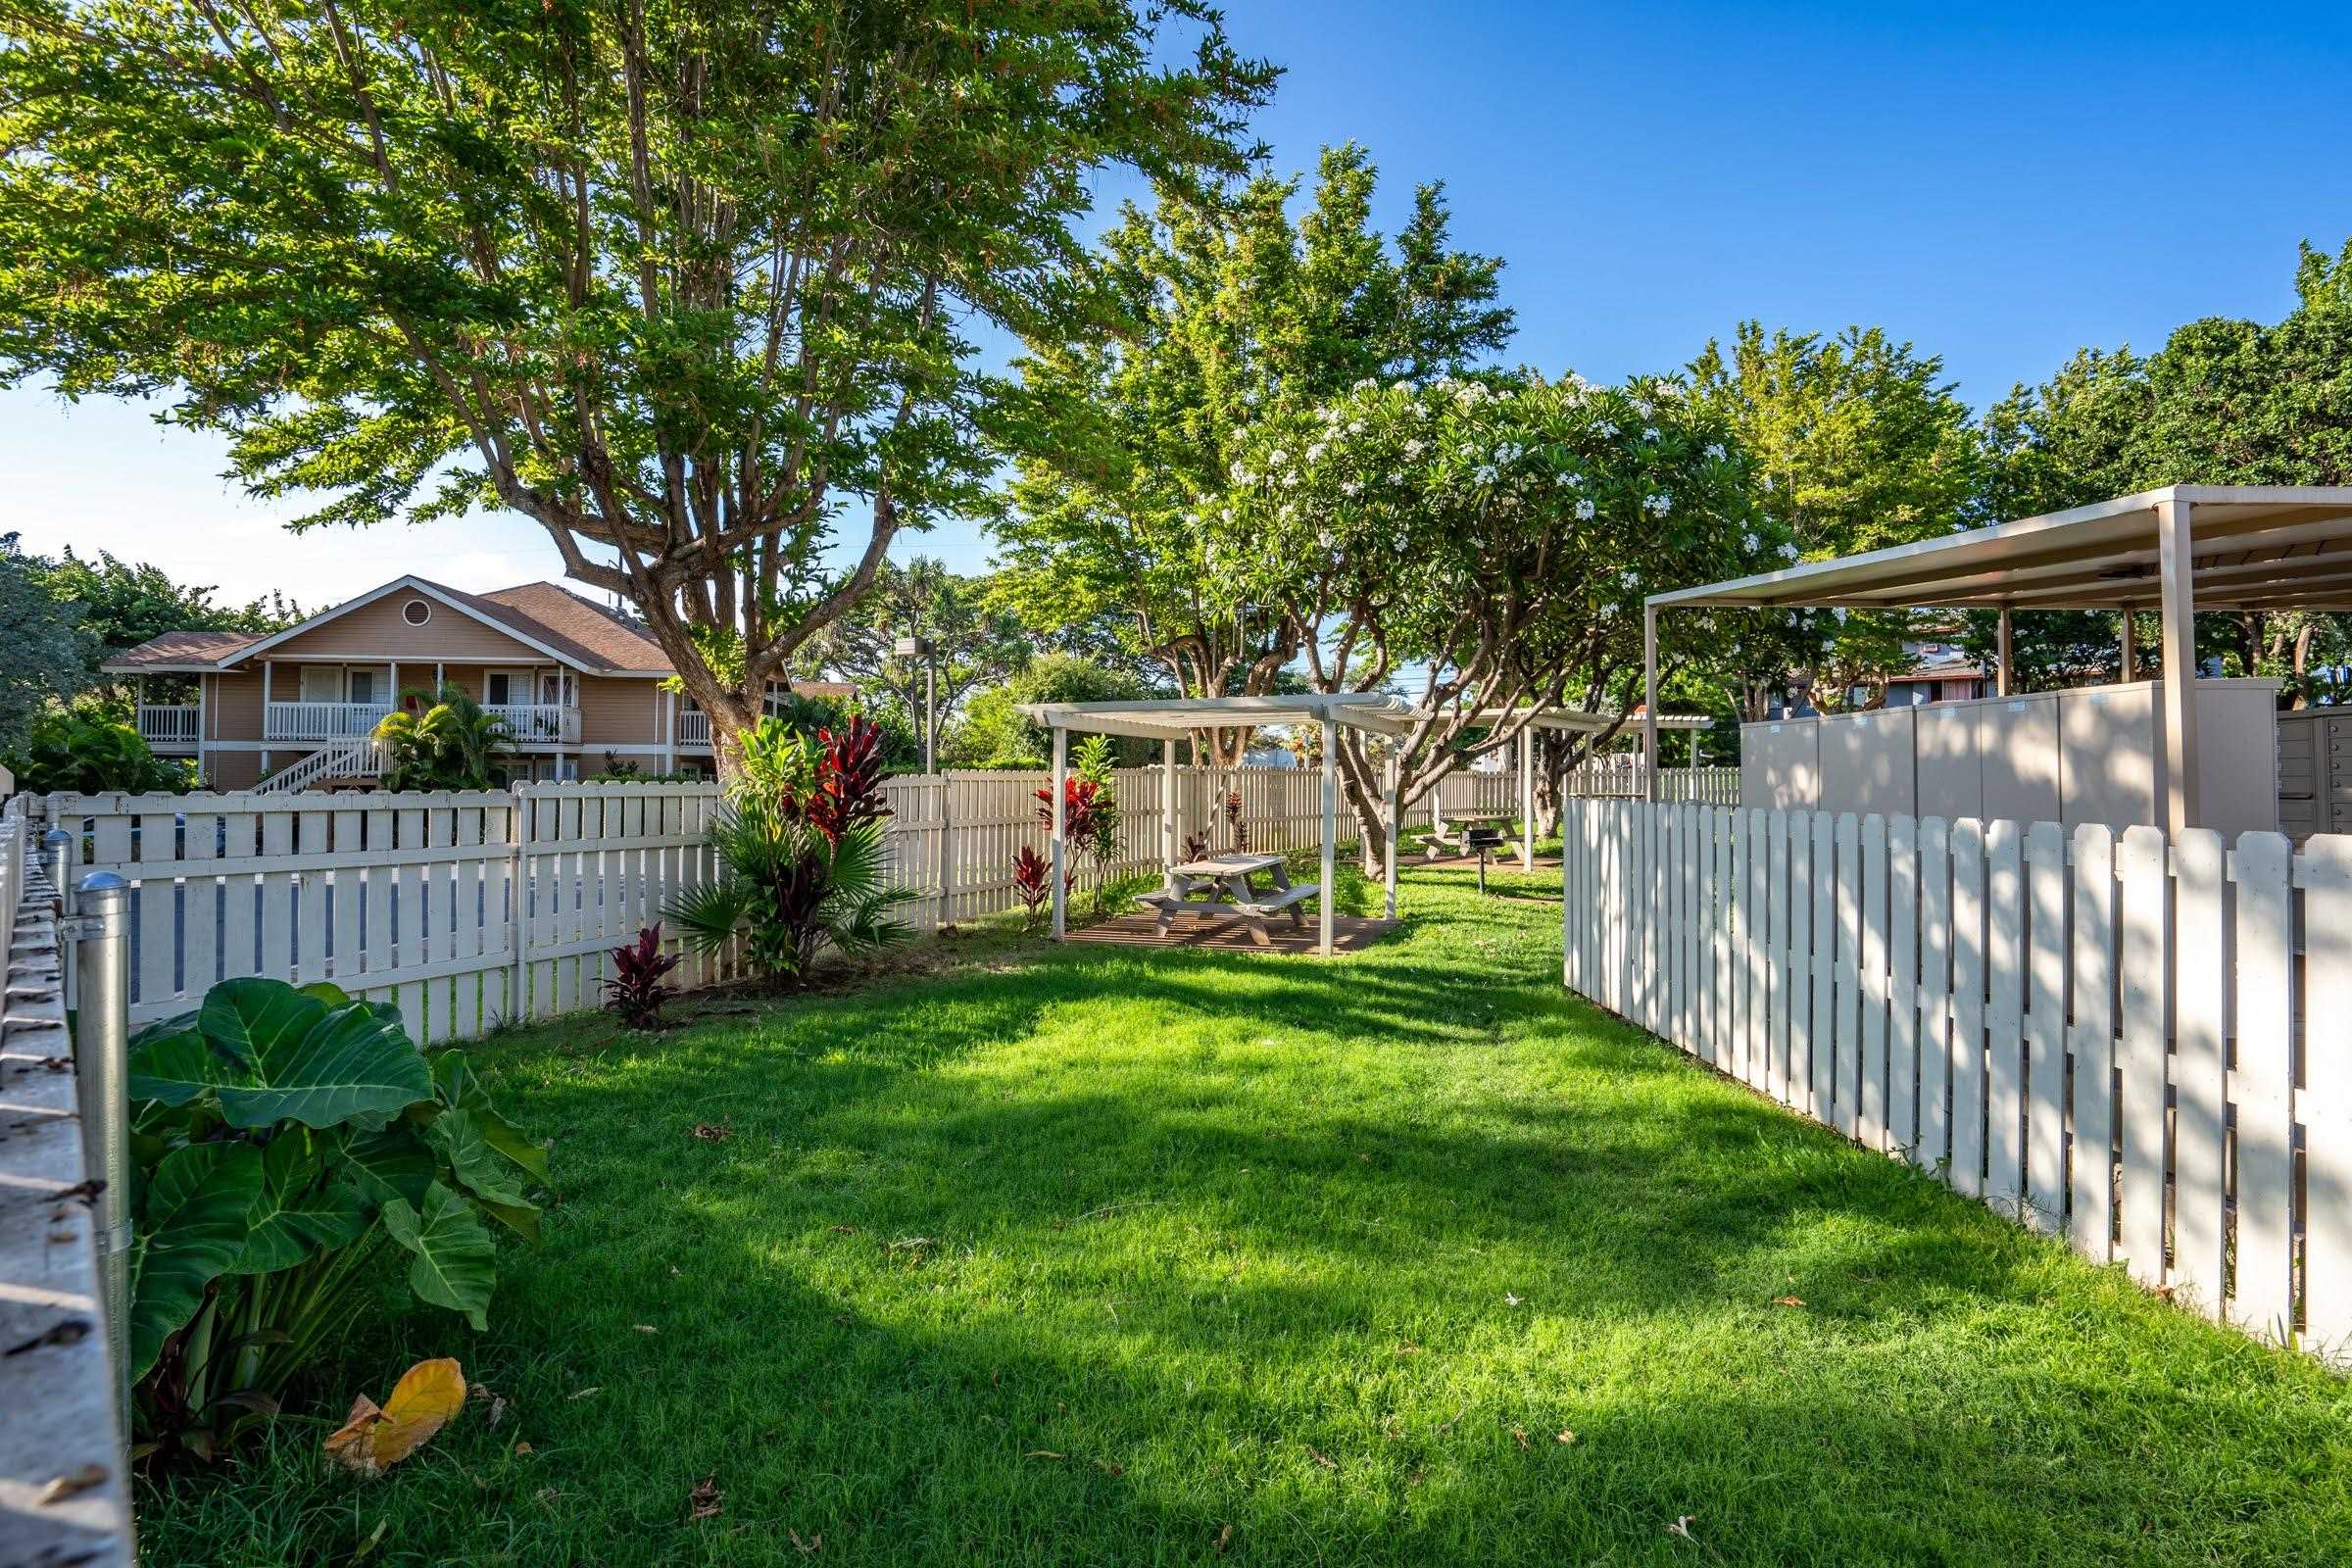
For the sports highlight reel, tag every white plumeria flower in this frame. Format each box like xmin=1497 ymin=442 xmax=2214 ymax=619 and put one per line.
xmin=1386 ymin=472 xmax=1401 ymax=485
xmin=1642 ymin=426 xmax=1661 ymax=442
xmin=1778 ymin=542 xmax=1800 ymax=562
xmin=1348 ymin=419 xmax=1364 ymax=434
xmin=1643 ymin=492 xmax=1672 ymax=516
xmin=1574 ymin=498 xmax=1596 ymax=521
xmin=1306 ymin=442 xmax=1326 ymax=463
xmin=1474 ymin=465 xmax=1497 ymax=484
xmin=1834 ymin=607 xmax=1849 ymax=623
xmin=1563 ymin=472 xmax=1583 ymax=488
xmin=1353 ymin=376 xmax=1377 ymax=391
xmin=1704 ymin=442 xmax=1727 ymax=461
xmin=1597 ymin=421 xmax=1619 ymax=439
xmin=1742 ymin=531 xmax=1760 ymax=553
xmin=1394 ymin=532 xmax=1408 ymax=551
xmin=1762 ymin=473 xmax=1777 ymax=492
xmin=1403 ymin=439 xmax=1424 ymax=458
xmin=1633 ymin=398 xmax=1654 ymax=418
xmin=1269 ymin=449 xmax=1290 ymax=467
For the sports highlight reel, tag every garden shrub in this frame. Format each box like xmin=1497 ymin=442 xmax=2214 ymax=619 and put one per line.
xmin=123 ymin=977 xmax=546 ymax=1463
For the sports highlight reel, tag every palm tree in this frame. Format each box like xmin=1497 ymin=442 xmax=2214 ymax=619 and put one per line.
xmin=373 ymin=684 xmax=515 ymax=790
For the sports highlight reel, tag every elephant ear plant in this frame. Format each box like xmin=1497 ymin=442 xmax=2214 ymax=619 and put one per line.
xmin=122 ymin=976 xmax=547 ymax=1464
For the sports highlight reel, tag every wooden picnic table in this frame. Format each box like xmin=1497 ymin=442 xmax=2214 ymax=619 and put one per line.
xmin=1134 ymin=851 xmax=1320 ymax=946
xmin=1424 ymin=807 xmax=1520 ymax=859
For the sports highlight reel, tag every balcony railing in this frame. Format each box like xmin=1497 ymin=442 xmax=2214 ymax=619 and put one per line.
xmin=265 ymin=701 xmax=393 ymax=742
xmin=265 ymin=700 xmax=579 ymax=745
xmin=677 ymin=710 xmax=710 ymax=747
xmin=135 ymin=704 xmax=201 ymax=748
xmin=483 ymin=704 xmax=580 ymax=745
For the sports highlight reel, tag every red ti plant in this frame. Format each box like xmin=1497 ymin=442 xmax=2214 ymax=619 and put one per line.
xmin=1011 ymin=845 xmax=1059 ymax=929
xmin=602 ymin=924 xmax=685 ymax=1027
xmin=806 ymin=715 xmax=891 ymax=843
xmin=1225 ymin=790 xmax=1250 ymax=853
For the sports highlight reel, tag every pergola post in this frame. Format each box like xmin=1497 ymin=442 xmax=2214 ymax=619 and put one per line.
xmin=1382 ymin=752 xmax=1399 ymax=920
xmin=1995 ymin=609 xmax=2013 ymax=697
xmin=1517 ymin=729 xmax=1535 ymax=870
xmin=1050 ymin=724 xmax=1069 ymax=940
xmin=2121 ymin=611 xmax=2139 ymax=681
xmin=1319 ymin=716 xmax=1338 ymax=956
xmin=1160 ymin=737 xmax=1177 ymax=885
xmin=2156 ymin=496 xmax=2200 ymax=835
xmin=1642 ymin=603 xmax=1661 ymax=802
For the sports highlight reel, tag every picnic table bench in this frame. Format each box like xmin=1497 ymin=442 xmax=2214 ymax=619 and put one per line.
xmin=1424 ymin=807 xmax=1522 ymax=859
xmin=1133 ymin=852 xmax=1319 ymax=946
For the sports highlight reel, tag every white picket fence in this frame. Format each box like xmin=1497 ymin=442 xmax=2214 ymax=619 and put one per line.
xmin=1562 ymin=799 xmax=2352 ymax=1363
xmin=1565 ymin=761 xmax=1740 ymax=804
xmin=16 ymin=765 xmax=1380 ymax=1046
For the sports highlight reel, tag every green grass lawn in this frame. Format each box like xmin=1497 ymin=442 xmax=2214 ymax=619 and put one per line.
xmin=139 ymin=860 xmax=2351 ymax=1566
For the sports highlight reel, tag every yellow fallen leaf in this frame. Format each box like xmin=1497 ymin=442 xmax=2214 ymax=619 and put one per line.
xmin=324 ymin=1358 xmax=466 ymax=1476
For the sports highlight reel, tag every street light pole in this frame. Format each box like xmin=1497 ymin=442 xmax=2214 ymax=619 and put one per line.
xmin=893 ymin=634 xmax=937 ymax=774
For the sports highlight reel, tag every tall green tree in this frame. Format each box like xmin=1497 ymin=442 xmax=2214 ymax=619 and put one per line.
xmin=0 ymin=0 xmax=1274 ymax=777
xmin=1979 ymin=239 xmax=2352 ymax=698
xmin=808 ymin=557 xmax=1029 ymax=766
xmin=25 ymin=550 xmax=301 ymax=686
xmin=0 ymin=535 xmax=93 ymax=755
xmin=990 ymin=142 xmax=1511 ymax=760
xmin=1690 ymin=324 xmax=1983 ymax=716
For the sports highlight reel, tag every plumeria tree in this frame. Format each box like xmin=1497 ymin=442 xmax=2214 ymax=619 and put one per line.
xmin=1214 ymin=370 xmax=1784 ymax=865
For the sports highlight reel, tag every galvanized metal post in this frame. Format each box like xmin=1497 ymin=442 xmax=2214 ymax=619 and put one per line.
xmin=1050 ymin=725 xmax=1068 ymax=940
xmin=43 ymin=827 xmax=71 ymax=915
xmin=74 ymin=870 xmax=132 ymax=1436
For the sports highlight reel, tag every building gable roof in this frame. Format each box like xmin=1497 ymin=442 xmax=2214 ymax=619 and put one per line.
xmin=101 ymin=575 xmax=675 ymax=677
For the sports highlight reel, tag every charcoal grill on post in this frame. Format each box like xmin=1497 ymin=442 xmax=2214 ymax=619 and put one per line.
xmin=1464 ymin=825 xmax=1507 ymax=894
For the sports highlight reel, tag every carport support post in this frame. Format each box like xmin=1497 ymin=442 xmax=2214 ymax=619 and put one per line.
xmin=1051 ymin=724 xmax=1068 ymax=940
xmin=1995 ymin=609 xmax=2014 ymax=697
xmin=2121 ymin=610 xmax=2139 ymax=681
xmin=1642 ymin=603 xmax=1661 ymax=803
xmin=2157 ymin=496 xmax=2200 ymax=835
xmin=1319 ymin=717 xmax=1338 ymax=956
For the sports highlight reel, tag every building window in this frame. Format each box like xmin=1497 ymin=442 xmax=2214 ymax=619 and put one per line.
xmin=486 ymin=672 xmax=512 ymax=705
xmin=347 ymin=670 xmax=377 ymax=705
xmin=402 ymin=598 xmax=432 ymax=626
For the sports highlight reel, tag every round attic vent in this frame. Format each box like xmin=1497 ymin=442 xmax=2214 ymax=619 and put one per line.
xmin=402 ymin=598 xmax=432 ymax=626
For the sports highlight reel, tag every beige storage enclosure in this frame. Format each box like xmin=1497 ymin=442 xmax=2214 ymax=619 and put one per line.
xmin=1740 ymin=677 xmax=2280 ymax=839
xmin=1818 ymin=706 xmax=1916 ymax=818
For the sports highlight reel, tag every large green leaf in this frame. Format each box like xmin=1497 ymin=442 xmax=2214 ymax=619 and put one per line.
xmin=127 ymin=1142 xmax=264 ymax=1381
xmin=338 ymin=1125 xmax=437 ymax=1209
xmin=380 ymin=1182 xmax=497 ymax=1331
xmin=127 ymin=1022 xmax=230 ymax=1107
xmin=425 ymin=1109 xmax=539 ymax=1239
xmin=227 ymin=1133 xmax=371 ymax=1275
xmin=430 ymin=1053 xmax=550 ymax=1184
xmin=214 ymin=1001 xmax=432 ymax=1131
xmin=200 ymin=977 xmax=328 ymax=1067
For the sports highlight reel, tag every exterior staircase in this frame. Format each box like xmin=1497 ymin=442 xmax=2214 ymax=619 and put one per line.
xmin=255 ymin=738 xmax=383 ymax=794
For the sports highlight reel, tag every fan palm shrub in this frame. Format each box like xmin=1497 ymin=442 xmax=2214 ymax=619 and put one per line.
xmin=665 ymin=713 xmax=915 ymax=985
xmin=373 ymin=684 xmax=515 ymax=791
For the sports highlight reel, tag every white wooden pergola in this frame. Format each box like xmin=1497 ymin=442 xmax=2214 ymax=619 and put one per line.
xmin=1018 ymin=694 xmax=1721 ymax=951
xmin=1018 ymin=694 xmax=1420 ymax=956
xmin=1452 ymin=706 xmax=1715 ymax=870
xmin=1639 ymin=484 xmax=2352 ymax=834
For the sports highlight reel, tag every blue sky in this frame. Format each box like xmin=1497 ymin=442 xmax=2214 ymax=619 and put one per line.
xmin=3 ymin=0 xmax=2347 ymax=608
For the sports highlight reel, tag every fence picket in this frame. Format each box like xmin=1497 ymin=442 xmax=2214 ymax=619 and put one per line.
xmin=1859 ymin=814 xmax=1889 ymax=1152
xmin=2300 ymin=839 xmax=2352 ymax=1361
xmin=2115 ymin=825 xmax=2170 ymax=1291
xmin=1983 ymin=820 xmax=2026 ymax=1216
xmin=1886 ymin=816 xmax=1918 ymax=1155
xmin=1947 ymin=819 xmax=1987 ymax=1201
xmin=1915 ymin=819 xmax=1953 ymax=1173
xmin=2171 ymin=831 xmax=2229 ymax=1313
xmin=2066 ymin=825 xmax=2117 ymax=1263
xmin=2024 ymin=822 xmax=2069 ymax=1235
xmin=2230 ymin=833 xmax=2293 ymax=1342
